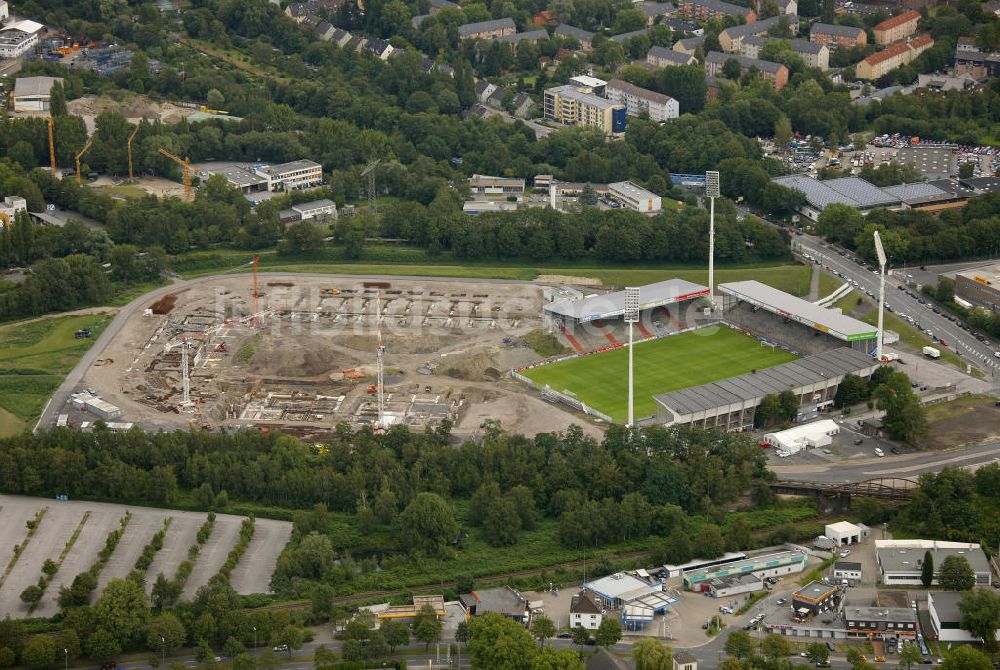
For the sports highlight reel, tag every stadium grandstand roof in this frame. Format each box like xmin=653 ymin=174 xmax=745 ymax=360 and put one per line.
xmin=772 ymin=174 xmax=906 ymax=211
xmin=719 ymin=280 xmax=878 ymax=340
xmin=654 ymin=347 xmax=877 ymax=416
xmin=543 ymin=278 xmax=709 ymax=322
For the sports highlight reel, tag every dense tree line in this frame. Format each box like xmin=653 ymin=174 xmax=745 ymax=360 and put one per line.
xmin=0 ymin=421 xmax=770 ymax=593
xmin=815 ymin=193 xmax=1000 ymax=266
xmin=893 ymin=464 xmax=1000 ymax=546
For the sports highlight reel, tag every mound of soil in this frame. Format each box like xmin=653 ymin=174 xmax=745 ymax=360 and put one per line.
xmin=338 ymin=332 xmax=462 ymax=355
xmin=244 ymin=335 xmax=357 ymax=378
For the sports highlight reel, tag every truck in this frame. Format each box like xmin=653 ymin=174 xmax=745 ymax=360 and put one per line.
xmin=922 ymin=346 xmax=941 ymax=359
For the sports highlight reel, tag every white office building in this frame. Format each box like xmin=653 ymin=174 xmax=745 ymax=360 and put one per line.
xmin=12 ymin=75 xmax=62 ymax=112
xmin=0 ymin=19 xmax=42 ymax=59
xmin=608 ymin=181 xmax=662 ymax=213
xmin=876 ymin=540 xmax=992 ymax=586
xmin=0 ymin=195 xmax=27 ymax=226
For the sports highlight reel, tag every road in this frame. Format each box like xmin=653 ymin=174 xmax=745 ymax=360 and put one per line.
xmin=772 ymin=440 xmax=1000 ymax=483
xmin=790 ymin=233 xmax=1000 ymax=377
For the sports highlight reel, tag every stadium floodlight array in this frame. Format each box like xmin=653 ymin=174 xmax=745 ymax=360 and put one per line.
xmin=705 ymin=171 xmax=721 ymax=311
xmin=625 ymin=287 xmax=640 ymax=428
xmin=873 ymin=230 xmax=886 ymax=361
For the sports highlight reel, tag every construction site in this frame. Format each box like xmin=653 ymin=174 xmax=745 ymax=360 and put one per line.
xmin=67 ymin=272 xmax=600 ymax=438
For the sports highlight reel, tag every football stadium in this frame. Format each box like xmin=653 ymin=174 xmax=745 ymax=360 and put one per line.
xmin=518 ymin=278 xmax=881 ymax=429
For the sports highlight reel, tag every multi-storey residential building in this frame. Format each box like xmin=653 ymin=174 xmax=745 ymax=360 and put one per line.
xmin=704 ymin=51 xmax=790 ymax=89
xmin=554 ymin=24 xmax=595 ymax=50
xmin=543 ymin=84 xmax=627 ymax=136
xmin=855 ymin=34 xmax=933 ymax=79
xmin=809 ymin=22 xmax=867 ymax=49
xmin=741 ymin=36 xmax=829 ymax=69
xmin=954 ymin=45 xmax=1000 ymax=79
xmin=719 ymin=14 xmax=795 ymax=53
xmin=606 ymin=79 xmax=680 ymax=121
xmin=675 ymin=0 xmax=755 ymax=24
xmin=873 ymin=10 xmax=920 ymax=45
xmin=647 ymin=45 xmax=696 ymax=67
xmin=458 ymin=17 xmax=517 ymax=40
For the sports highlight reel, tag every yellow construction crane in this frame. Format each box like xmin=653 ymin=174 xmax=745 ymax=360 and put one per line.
xmin=74 ymin=138 xmax=93 ymax=185
xmin=157 ymin=147 xmax=193 ymax=201
xmin=47 ymin=116 xmax=56 ymax=171
xmin=127 ymin=126 xmax=139 ymax=180
xmin=198 ymin=105 xmax=229 ymax=115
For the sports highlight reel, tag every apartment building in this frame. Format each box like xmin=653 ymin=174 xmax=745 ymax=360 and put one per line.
xmin=458 ymin=17 xmax=517 ymax=40
xmin=741 ymin=36 xmax=829 ymax=70
xmin=675 ymin=0 xmax=755 ymax=24
xmin=809 ymin=22 xmax=867 ymax=49
xmin=855 ymin=34 xmax=933 ymax=80
xmin=874 ymin=10 xmax=920 ymax=45
xmin=544 ymin=84 xmax=627 ymax=135
xmin=647 ymin=45 xmax=696 ymax=67
xmin=554 ymin=24 xmax=595 ymax=50
xmin=0 ymin=19 xmax=42 ymax=59
xmin=954 ymin=45 xmax=1000 ymax=79
xmin=719 ymin=14 xmax=795 ymax=53
xmin=606 ymin=79 xmax=679 ymax=121
xmin=704 ymin=51 xmax=790 ymax=90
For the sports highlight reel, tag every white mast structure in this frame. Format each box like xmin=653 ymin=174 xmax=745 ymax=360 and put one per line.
xmin=180 ymin=339 xmax=191 ymax=406
xmin=376 ymin=291 xmax=385 ymax=429
xmin=624 ymin=287 xmax=640 ymax=428
xmin=874 ymin=231 xmax=887 ymax=361
xmin=706 ymin=171 xmax=721 ymax=312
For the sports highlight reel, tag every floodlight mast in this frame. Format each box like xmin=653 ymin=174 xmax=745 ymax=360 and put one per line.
xmin=705 ymin=171 xmax=721 ymax=311
xmin=874 ymin=231 xmax=887 ymax=361
xmin=624 ymin=287 xmax=640 ymax=428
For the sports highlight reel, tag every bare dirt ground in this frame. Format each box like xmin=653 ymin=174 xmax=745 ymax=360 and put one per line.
xmin=918 ymin=396 xmax=1000 ymax=450
xmin=67 ymin=93 xmax=199 ymax=133
xmin=72 ymin=274 xmax=605 ymax=438
xmin=90 ymin=175 xmax=188 ymax=199
xmin=0 ymin=495 xmax=291 ymax=618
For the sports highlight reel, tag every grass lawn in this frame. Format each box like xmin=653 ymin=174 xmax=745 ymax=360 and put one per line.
xmin=817 ymin=272 xmax=845 ymax=300
xmin=0 ymin=314 xmax=112 ymax=433
xmin=521 ymin=327 xmax=798 ymax=422
xmin=97 ymin=184 xmax=148 ymax=199
xmin=171 ymin=248 xmax=814 ymax=296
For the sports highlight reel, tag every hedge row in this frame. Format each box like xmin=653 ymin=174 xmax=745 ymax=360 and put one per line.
xmin=215 ymin=516 xmax=255 ymax=584
xmin=58 ymin=511 xmax=132 ymax=608
xmin=135 ymin=517 xmax=173 ymax=572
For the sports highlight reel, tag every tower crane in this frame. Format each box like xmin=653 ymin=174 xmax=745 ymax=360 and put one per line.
xmin=47 ymin=117 xmax=57 ymax=171
xmin=252 ymin=255 xmax=262 ymax=330
xmin=157 ymin=147 xmax=193 ymax=201
xmin=74 ymin=138 xmax=93 ymax=186
xmin=127 ymin=126 xmax=139 ymax=180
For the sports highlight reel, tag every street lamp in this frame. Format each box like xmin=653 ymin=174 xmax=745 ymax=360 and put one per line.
xmin=160 ymin=636 xmax=165 ymax=668
xmin=252 ymin=627 xmax=257 ymax=650
xmin=63 ymin=648 xmax=68 ymax=670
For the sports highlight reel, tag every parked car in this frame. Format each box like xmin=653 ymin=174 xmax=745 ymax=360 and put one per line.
xmin=875 ymin=448 xmax=885 ymax=457
xmin=840 ymin=549 xmax=852 ymax=558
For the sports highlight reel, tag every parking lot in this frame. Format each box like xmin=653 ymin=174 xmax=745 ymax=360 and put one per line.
xmin=0 ymin=495 xmax=292 ymax=618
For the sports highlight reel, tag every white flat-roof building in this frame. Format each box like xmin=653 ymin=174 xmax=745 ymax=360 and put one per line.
xmin=12 ymin=76 xmax=63 ymax=112
xmin=606 ymin=79 xmax=679 ymax=122
xmin=608 ymin=181 xmax=662 ymax=212
xmin=0 ymin=195 xmax=27 ymax=226
xmin=928 ymin=590 xmax=1000 ymax=643
xmin=254 ymin=160 xmax=323 ymax=191
xmin=833 ymin=561 xmax=862 ymax=582
xmin=764 ymin=419 xmax=839 ymax=454
xmin=704 ymin=573 xmax=764 ymax=598
xmin=582 ymin=572 xmax=664 ymax=610
xmin=0 ymin=19 xmax=41 ymax=59
xmin=468 ymin=174 xmax=526 ymax=194
xmin=826 ymin=521 xmax=869 ymax=546
xmin=279 ymin=199 xmax=337 ymax=222
xmin=876 ymin=540 xmax=991 ymax=586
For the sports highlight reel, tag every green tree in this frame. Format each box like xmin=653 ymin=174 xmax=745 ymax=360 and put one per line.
xmin=958 ymin=162 xmax=974 ymax=179
xmin=20 ymin=585 xmax=43 ymax=605
xmin=396 ymin=492 xmax=458 ymax=557
xmin=722 ymin=58 xmax=742 ymax=80
xmin=484 ymin=496 xmax=522 ymax=546
xmin=761 ymin=634 xmax=790 ymax=660
xmin=872 ymin=371 xmax=927 ymax=443
xmin=413 ymin=605 xmax=442 ymax=651
xmin=633 ymin=638 xmax=672 ymax=670
xmin=86 ymin=629 xmax=121 ymax=661
xmin=94 ymin=578 xmax=149 ymax=645
xmin=775 ymin=115 xmax=792 ymax=152
xmin=834 ymin=374 xmax=870 ymax=408
xmin=49 ymin=82 xmax=68 ymax=117
xmin=580 ymin=184 xmax=599 ymax=206
xmin=273 ymin=626 xmax=303 ymax=656
xmin=342 ymin=219 xmax=366 ymax=260
xmin=921 ymin=550 xmax=934 ymax=587
xmin=595 ymin=618 xmax=621 ymax=647
xmin=232 ymin=653 xmax=255 ymax=670
xmin=695 ymin=524 xmax=726 ymax=558
xmin=146 ymin=614 xmax=186 ymax=655
xmin=958 ymin=588 xmax=1000 ymax=650
xmin=899 ymin=641 xmax=922 ymax=670
xmin=0 ymin=647 xmax=15 ymax=668
xmin=939 ymin=555 xmax=976 ymax=591
xmin=277 ymin=221 xmax=325 ymax=256
xmin=223 ymin=636 xmax=244 ymax=659
xmin=940 ymin=646 xmax=993 ymax=670
xmin=806 ymin=642 xmax=829 ymax=665
xmin=724 ymin=630 xmax=755 ymax=659
xmin=21 ymin=636 xmax=56 ymax=670
xmin=469 ymin=612 xmax=536 ymax=669
xmin=380 ymin=619 xmax=409 ymax=653
xmin=570 ymin=625 xmax=590 ymax=649
xmin=530 ymin=614 xmax=556 ymax=647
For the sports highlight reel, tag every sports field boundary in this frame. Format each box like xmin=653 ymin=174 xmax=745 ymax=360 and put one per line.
xmin=511 ymin=369 xmax=614 ymax=423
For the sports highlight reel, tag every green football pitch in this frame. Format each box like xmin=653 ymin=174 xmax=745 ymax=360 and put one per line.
xmin=521 ymin=326 xmax=798 ymax=423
